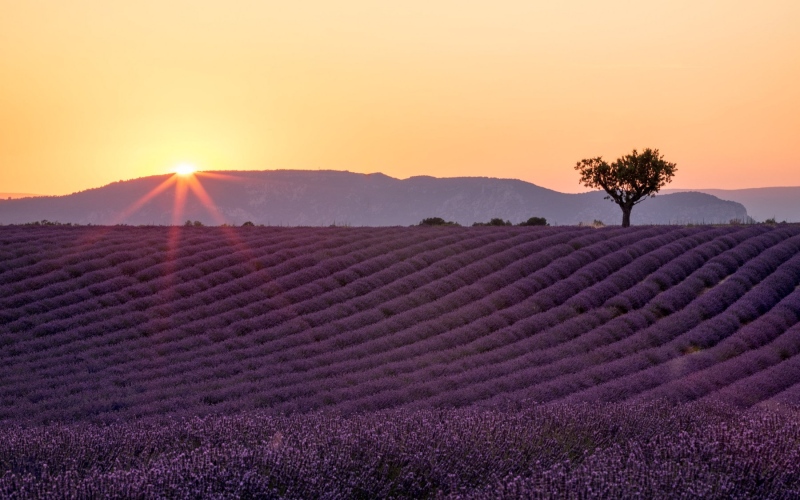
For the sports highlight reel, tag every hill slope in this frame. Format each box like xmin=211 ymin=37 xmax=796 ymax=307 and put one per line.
xmin=664 ymin=187 xmax=800 ymax=223
xmin=0 ymin=170 xmax=749 ymax=226
xmin=1 ymin=224 xmax=799 ymax=424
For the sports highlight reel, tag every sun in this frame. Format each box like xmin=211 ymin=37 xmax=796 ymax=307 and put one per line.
xmin=174 ymin=163 xmax=197 ymax=176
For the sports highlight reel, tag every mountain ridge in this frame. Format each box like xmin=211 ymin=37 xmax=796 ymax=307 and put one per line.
xmin=0 ymin=170 xmax=750 ymax=226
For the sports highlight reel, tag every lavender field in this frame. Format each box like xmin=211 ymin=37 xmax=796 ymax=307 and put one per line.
xmin=2 ymin=224 xmax=800 ymax=497
xmin=2 ymin=402 xmax=799 ymax=498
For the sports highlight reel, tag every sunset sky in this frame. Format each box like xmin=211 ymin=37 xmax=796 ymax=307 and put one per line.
xmin=1 ymin=1 xmax=798 ymax=196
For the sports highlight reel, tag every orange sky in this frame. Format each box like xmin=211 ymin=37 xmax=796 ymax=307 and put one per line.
xmin=1 ymin=1 xmax=798 ymax=195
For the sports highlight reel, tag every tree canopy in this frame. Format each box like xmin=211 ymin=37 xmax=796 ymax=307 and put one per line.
xmin=575 ymin=148 xmax=677 ymax=227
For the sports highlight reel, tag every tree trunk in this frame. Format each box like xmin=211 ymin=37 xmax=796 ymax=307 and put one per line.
xmin=621 ymin=205 xmax=632 ymax=227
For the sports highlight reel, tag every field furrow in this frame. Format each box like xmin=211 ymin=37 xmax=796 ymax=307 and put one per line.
xmin=1 ymin=224 xmax=799 ymax=423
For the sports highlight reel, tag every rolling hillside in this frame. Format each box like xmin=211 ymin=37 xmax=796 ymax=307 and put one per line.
xmin=0 ymin=170 xmax=750 ymax=226
xmin=2 ymin=224 xmax=800 ymax=425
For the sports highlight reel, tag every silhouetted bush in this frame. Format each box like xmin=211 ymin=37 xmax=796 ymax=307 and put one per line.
xmin=419 ymin=217 xmax=460 ymax=226
xmin=518 ymin=217 xmax=548 ymax=226
xmin=473 ymin=218 xmax=512 ymax=227
xmin=22 ymin=220 xmax=73 ymax=226
xmin=241 ymin=221 xmax=255 ymax=227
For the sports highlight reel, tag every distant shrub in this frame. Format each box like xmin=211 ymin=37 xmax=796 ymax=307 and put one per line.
xmin=419 ymin=217 xmax=459 ymax=226
xmin=730 ymin=217 xmax=757 ymax=225
xmin=518 ymin=217 xmax=548 ymax=226
xmin=23 ymin=220 xmax=73 ymax=226
xmin=241 ymin=221 xmax=255 ymax=227
xmin=473 ymin=218 xmax=512 ymax=227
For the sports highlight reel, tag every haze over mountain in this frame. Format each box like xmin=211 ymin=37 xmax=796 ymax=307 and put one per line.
xmin=0 ymin=170 xmax=750 ymax=227
xmin=663 ymin=187 xmax=800 ymax=223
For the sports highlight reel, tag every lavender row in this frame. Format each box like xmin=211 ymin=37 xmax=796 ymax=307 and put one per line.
xmin=3 ymin=226 xmax=800 ymax=424
xmin=0 ymin=229 xmax=592 ymax=420
xmin=3 ymin=225 xmax=528 ymax=362
xmin=71 ymin=227 xmax=754 ymax=417
xmin=0 ymin=226 xmax=394 ymax=325
xmin=1 ymin=229 xmax=564 ymax=412
xmin=0 ymin=225 xmax=459 ymax=354
xmin=214 ymin=226 xmax=708 ymax=412
xmin=0 ymin=227 xmax=482 ymax=376
xmin=629 ymin=280 xmax=800 ymax=404
xmin=551 ymin=236 xmax=800 ymax=404
xmin=11 ymin=226 xmax=644 ymax=417
xmin=328 ymin=226 xmax=778 ymax=412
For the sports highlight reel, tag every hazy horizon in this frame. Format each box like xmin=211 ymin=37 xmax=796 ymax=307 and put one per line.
xmin=5 ymin=169 xmax=800 ymax=199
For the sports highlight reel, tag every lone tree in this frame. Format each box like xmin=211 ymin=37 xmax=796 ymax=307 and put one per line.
xmin=575 ymin=148 xmax=677 ymax=227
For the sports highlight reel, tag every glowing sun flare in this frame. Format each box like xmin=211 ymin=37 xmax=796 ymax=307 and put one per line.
xmin=174 ymin=163 xmax=197 ymax=176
